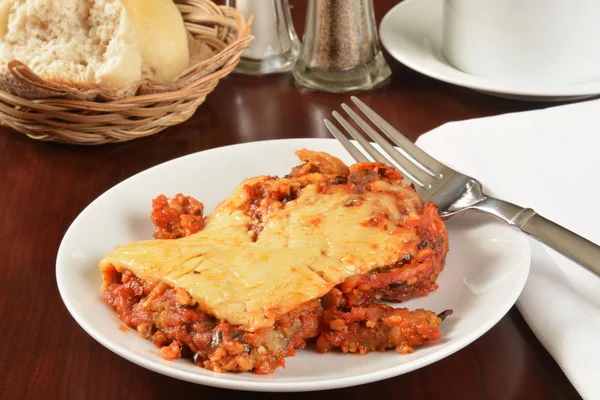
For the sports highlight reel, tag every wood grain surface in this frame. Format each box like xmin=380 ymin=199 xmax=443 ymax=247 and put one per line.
xmin=0 ymin=1 xmax=581 ymax=398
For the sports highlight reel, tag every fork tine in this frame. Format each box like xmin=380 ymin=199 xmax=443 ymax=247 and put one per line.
xmin=332 ymin=111 xmax=421 ymax=189
xmin=341 ymin=104 xmax=433 ymax=188
xmin=332 ymin=112 xmax=392 ymax=166
xmin=324 ymin=119 xmax=369 ymax=163
xmin=351 ymin=97 xmax=446 ymax=177
xmin=326 ymin=117 xmax=421 ymax=189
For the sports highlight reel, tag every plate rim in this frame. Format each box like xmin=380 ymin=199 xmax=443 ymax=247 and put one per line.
xmin=379 ymin=0 xmax=600 ymax=99
xmin=56 ymin=138 xmax=531 ymax=392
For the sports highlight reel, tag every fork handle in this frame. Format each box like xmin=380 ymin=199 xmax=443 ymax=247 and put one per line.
xmin=474 ymin=198 xmax=600 ymax=277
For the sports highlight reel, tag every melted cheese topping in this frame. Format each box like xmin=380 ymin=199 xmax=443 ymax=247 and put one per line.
xmin=100 ymin=173 xmax=426 ymax=331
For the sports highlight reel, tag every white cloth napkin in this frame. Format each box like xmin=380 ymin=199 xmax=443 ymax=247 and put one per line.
xmin=416 ymin=99 xmax=600 ymax=400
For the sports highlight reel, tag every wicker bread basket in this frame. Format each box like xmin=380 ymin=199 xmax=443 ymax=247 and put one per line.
xmin=0 ymin=0 xmax=252 ymax=145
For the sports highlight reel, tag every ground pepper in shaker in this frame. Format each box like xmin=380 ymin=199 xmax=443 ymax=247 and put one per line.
xmin=293 ymin=0 xmax=391 ymax=92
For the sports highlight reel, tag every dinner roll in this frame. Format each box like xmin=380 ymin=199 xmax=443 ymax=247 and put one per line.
xmin=0 ymin=0 xmax=189 ymax=91
xmin=122 ymin=0 xmax=189 ymax=84
xmin=0 ymin=0 xmax=142 ymax=90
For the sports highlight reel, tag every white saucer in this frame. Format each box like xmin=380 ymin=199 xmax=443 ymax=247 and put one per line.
xmin=379 ymin=0 xmax=600 ymax=102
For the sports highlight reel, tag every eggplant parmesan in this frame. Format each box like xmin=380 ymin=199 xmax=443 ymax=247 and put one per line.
xmin=100 ymin=149 xmax=450 ymax=374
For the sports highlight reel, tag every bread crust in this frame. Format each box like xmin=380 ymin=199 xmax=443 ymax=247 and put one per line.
xmin=0 ymin=36 xmax=219 ymax=101
xmin=122 ymin=0 xmax=190 ymax=84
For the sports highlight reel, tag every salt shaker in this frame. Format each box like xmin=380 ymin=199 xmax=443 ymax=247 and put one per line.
xmin=226 ymin=0 xmax=299 ymax=75
xmin=293 ymin=0 xmax=392 ymax=92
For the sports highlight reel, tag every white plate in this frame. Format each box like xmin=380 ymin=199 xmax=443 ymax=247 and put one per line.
xmin=379 ymin=0 xmax=600 ymax=101
xmin=56 ymin=138 xmax=530 ymax=392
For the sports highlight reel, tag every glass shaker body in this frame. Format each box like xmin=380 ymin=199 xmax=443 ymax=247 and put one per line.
xmin=293 ymin=0 xmax=391 ymax=92
xmin=227 ymin=0 xmax=300 ymax=75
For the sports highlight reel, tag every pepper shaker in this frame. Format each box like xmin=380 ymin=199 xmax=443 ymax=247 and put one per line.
xmin=226 ymin=0 xmax=300 ymax=75
xmin=293 ymin=0 xmax=391 ymax=92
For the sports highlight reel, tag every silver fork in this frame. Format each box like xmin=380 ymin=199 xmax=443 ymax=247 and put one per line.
xmin=325 ymin=96 xmax=600 ymax=278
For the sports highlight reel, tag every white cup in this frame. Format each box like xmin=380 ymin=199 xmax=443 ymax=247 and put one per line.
xmin=442 ymin=0 xmax=600 ymax=84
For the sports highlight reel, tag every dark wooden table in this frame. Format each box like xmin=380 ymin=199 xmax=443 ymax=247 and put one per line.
xmin=0 ymin=1 xmax=582 ymax=399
